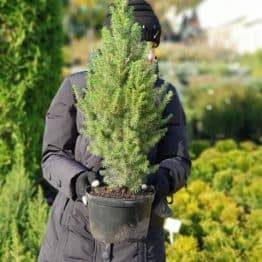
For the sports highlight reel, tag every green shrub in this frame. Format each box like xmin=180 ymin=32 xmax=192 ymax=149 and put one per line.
xmin=0 ymin=0 xmax=63 ymax=260
xmin=212 ymin=169 xmax=234 ymax=191
xmin=167 ymin=140 xmax=262 ymax=261
xmin=215 ymin=139 xmax=238 ymax=152
xmin=239 ymin=141 xmax=258 ymax=151
xmin=64 ymin=3 xmax=105 ymax=38
xmin=189 ymin=139 xmax=211 ymax=159
xmin=166 ymin=235 xmax=200 ymax=262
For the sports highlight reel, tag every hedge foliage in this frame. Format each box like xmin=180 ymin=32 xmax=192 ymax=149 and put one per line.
xmin=186 ymin=80 xmax=262 ymax=142
xmin=0 ymin=0 xmax=63 ymax=260
xmin=240 ymin=50 xmax=262 ymax=78
xmin=167 ymin=140 xmax=262 ymax=261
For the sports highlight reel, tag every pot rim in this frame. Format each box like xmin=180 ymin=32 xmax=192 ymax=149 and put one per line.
xmin=86 ymin=189 xmax=156 ymax=207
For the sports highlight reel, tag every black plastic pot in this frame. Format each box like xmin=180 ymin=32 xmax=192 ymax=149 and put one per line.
xmin=86 ymin=191 xmax=155 ymax=243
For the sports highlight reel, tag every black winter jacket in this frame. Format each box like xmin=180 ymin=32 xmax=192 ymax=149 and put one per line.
xmin=38 ymin=71 xmax=191 ymax=262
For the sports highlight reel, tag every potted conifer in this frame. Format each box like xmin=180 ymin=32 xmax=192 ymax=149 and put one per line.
xmin=73 ymin=0 xmax=173 ymax=243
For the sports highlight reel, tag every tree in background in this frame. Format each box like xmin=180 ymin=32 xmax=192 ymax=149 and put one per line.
xmin=0 ymin=0 xmax=63 ymax=260
xmin=64 ymin=0 xmax=106 ymax=39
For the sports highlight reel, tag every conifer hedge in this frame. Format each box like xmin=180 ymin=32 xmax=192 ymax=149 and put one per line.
xmin=0 ymin=0 xmax=63 ymax=260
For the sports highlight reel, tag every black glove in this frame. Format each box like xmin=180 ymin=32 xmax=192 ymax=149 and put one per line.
xmin=74 ymin=170 xmax=103 ymax=200
xmin=146 ymin=166 xmax=172 ymax=208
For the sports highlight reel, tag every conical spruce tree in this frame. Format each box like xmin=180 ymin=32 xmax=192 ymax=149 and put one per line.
xmin=73 ymin=0 xmax=173 ymax=193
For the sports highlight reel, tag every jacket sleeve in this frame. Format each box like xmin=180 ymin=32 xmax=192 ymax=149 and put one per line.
xmin=158 ymin=83 xmax=192 ymax=194
xmin=41 ymin=76 xmax=88 ymax=199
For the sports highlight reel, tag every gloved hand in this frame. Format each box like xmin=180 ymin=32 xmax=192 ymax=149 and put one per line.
xmin=74 ymin=169 xmax=103 ymax=204
xmin=142 ymin=167 xmax=173 ymax=218
xmin=145 ymin=167 xmax=172 ymax=206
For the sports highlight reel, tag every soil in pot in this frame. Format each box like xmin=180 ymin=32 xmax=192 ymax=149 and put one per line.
xmin=89 ymin=185 xmax=154 ymax=200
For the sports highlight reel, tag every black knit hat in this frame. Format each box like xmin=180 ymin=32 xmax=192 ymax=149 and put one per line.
xmin=103 ymin=0 xmax=161 ymax=47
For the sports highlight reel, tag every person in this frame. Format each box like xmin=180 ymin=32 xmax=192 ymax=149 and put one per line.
xmin=38 ymin=1 xmax=191 ymax=261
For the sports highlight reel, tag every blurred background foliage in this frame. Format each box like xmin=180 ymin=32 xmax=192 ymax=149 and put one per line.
xmin=0 ymin=0 xmax=261 ymax=261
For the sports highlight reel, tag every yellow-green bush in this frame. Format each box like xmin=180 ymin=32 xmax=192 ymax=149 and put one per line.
xmin=189 ymin=140 xmax=211 ymax=159
xmin=240 ymin=50 xmax=262 ymax=77
xmin=167 ymin=140 xmax=262 ymax=261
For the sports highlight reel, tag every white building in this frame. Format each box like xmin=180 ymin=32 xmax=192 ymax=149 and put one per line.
xmin=196 ymin=0 xmax=262 ymax=54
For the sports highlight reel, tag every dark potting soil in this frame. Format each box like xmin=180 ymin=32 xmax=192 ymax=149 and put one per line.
xmin=89 ymin=186 xmax=154 ymax=200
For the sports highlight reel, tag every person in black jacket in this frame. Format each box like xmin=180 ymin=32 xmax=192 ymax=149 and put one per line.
xmin=38 ymin=1 xmax=191 ymax=261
